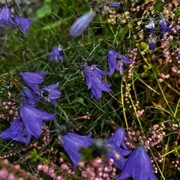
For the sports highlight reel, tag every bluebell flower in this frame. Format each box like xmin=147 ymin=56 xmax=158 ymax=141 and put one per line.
xmin=108 ymin=50 xmax=132 ymax=76
xmin=21 ymin=71 xmax=48 ymax=92
xmin=21 ymin=86 xmax=40 ymax=106
xmin=50 ymin=46 xmax=64 ymax=63
xmin=106 ymin=128 xmax=132 ymax=170
xmin=14 ymin=16 xmax=33 ymax=34
xmin=145 ymin=18 xmax=155 ymax=34
xmin=108 ymin=2 xmax=123 ymax=7
xmin=0 ymin=6 xmax=14 ymax=26
xmin=1 ymin=118 xmax=31 ymax=145
xmin=20 ymin=105 xmax=55 ymax=139
xmin=40 ymin=82 xmax=61 ymax=105
xmin=117 ymin=146 xmax=156 ymax=180
xmin=83 ymin=64 xmax=111 ymax=99
xmin=159 ymin=15 xmax=171 ymax=34
xmin=148 ymin=37 xmax=155 ymax=52
xmin=178 ymin=42 xmax=180 ymax=60
xmin=62 ymin=132 xmax=93 ymax=167
xmin=70 ymin=10 xmax=96 ymax=37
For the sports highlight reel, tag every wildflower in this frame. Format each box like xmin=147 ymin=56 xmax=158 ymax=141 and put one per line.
xmin=117 ymin=146 xmax=156 ymax=180
xmin=159 ymin=15 xmax=171 ymax=34
xmin=148 ymin=37 xmax=155 ymax=51
xmin=62 ymin=132 xmax=93 ymax=167
xmin=178 ymin=42 xmax=180 ymax=60
xmin=108 ymin=2 xmax=123 ymax=7
xmin=145 ymin=18 xmax=155 ymax=34
xmin=20 ymin=105 xmax=55 ymax=138
xmin=14 ymin=16 xmax=33 ymax=34
xmin=83 ymin=64 xmax=111 ymax=99
xmin=106 ymin=128 xmax=132 ymax=170
xmin=1 ymin=118 xmax=31 ymax=145
xmin=21 ymin=86 xmax=40 ymax=106
xmin=40 ymin=82 xmax=61 ymax=105
xmin=50 ymin=46 xmax=64 ymax=63
xmin=21 ymin=71 xmax=48 ymax=92
xmin=108 ymin=50 xmax=132 ymax=76
xmin=70 ymin=10 xmax=96 ymax=37
xmin=0 ymin=6 xmax=14 ymax=26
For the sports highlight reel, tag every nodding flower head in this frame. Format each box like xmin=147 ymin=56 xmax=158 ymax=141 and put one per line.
xmin=145 ymin=18 xmax=155 ymax=34
xmin=0 ymin=6 xmax=14 ymax=26
xmin=70 ymin=10 xmax=96 ymax=37
xmin=108 ymin=50 xmax=132 ymax=76
xmin=108 ymin=2 xmax=123 ymax=8
xmin=117 ymin=146 xmax=156 ymax=180
xmin=159 ymin=15 xmax=171 ymax=34
xmin=14 ymin=17 xmax=33 ymax=34
xmin=62 ymin=132 xmax=93 ymax=167
xmin=148 ymin=37 xmax=155 ymax=52
xmin=50 ymin=46 xmax=64 ymax=63
xmin=83 ymin=64 xmax=111 ymax=99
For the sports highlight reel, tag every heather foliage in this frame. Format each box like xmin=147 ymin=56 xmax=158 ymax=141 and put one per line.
xmin=0 ymin=0 xmax=179 ymax=179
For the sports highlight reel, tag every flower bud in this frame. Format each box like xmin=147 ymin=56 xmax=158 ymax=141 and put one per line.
xmin=70 ymin=11 xmax=96 ymax=37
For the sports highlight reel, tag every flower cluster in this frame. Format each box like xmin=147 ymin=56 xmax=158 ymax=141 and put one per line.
xmin=1 ymin=72 xmax=61 ymax=145
xmin=145 ymin=15 xmax=171 ymax=52
xmin=0 ymin=6 xmax=32 ymax=33
xmin=60 ymin=128 xmax=156 ymax=179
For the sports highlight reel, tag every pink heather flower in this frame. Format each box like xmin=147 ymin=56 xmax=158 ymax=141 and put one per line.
xmin=83 ymin=64 xmax=111 ymax=99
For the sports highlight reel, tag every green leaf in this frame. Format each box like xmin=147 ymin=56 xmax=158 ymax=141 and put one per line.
xmin=36 ymin=4 xmax=51 ymax=19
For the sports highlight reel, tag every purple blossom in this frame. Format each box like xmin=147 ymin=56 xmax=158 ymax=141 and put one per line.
xmin=117 ymin=147 xmax=156 ymax=180
xmin=106 ymin=128 xmax=132 ymax=170
xmin=21 ymin=71 xmax=48 ymax=92
xmin=40 ymin=82 xmax=61 ymax=105
xmin=62 ymin=132 xmax=93 ymax=167
xmin=0 ymin=6 xmax=14 ymax=26
xmin=159 ymin=16 xmax=171 ymax=34
xmin=83 ymin=64 xmax=111 ymax=99
xmin=145 ymin=18 xmax=155 ymax=34
xmin=70 ymin=11 xmax=96 ymax=37
xmin=21 ymin=86 xmax=40 ymax=106
xmin=50 ymin=46 xmax=64 ymax=63
xmin=178 ymin=42 xmax=180 ymax=60
xmin=108 ymin=2 xmax=123 ymax=7
xmin=108 ymin=50 xmax=132 ymax=76
xmin=20 ymin=105 xmax=55 ymax=139
xmin=148 ymin=37 xmax=155 ymax=52
xmin=1 ymin=118 xmax=31 ymax=145
xmin=14 ymin=16 xmax=33 ymax=34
